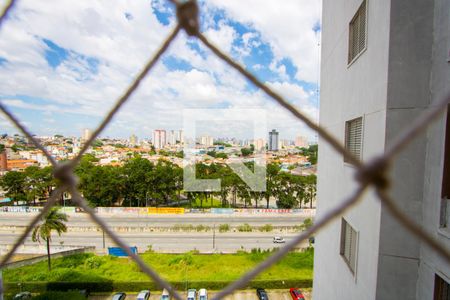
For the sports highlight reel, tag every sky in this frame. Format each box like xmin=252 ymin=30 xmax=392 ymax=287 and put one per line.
xmin=0 ymin=0 xmax=321 ymax=142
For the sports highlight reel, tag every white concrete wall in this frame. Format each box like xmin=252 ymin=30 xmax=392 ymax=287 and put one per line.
xmin=313 ymin=0 xmax=391 ymax=299
xmin=317 ymin=0 xmax=450 ymax=298
xmin=417 ymin=0 xmax=450 ymax=298
xmin=376 ymin=1 xmax=435 ymax=298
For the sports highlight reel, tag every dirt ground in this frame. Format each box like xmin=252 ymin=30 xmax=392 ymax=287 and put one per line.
xmin=89 ymin=289 xmax=312 ymax=300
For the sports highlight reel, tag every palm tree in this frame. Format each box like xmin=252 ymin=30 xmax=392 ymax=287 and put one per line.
xmin=32 ymin=207 xmax=68 ymax=270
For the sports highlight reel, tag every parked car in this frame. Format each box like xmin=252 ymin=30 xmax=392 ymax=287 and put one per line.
xmin=289 ymin=288 xmax=305 ymax=300
xmin=187 ymin=288 xmax=197 ymax=300
xmin=273 ymin=236 xmax=285 ymax=243
xmin=256 ymin=288 xmax=269 ymax=300
xmin=136 ymin=290 xmax=151 ymax=300
xmin=13 ymin=292 xmax=32 ymax=300
xmin=112 ymin=292 xmax=127 ymax=300
xmin=161 ymin=288 xmax=171 ymax=300
xmin=199 ymin=288 xmax=208 ymax=300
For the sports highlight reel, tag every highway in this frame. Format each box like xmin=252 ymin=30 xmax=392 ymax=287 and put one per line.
xmin=0 ymin=213 xmax=311 ymax=252
xmin=0 ymin=213 xmax=307 ymax=227
xmin=0 ymin=231 xmax=309 ymax=253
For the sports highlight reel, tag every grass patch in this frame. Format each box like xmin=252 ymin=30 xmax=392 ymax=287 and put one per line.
xmin=4 ymin=249 xmax=313 ymax=284
xmin=190 ymin=197 xmax=223 ymax=208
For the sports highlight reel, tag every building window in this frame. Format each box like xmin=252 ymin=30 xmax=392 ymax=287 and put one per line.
xmin=434 ymin=274 xmax=450 ymax=300
xmin=340 ymin=218 xmax=358 ymax=273
xmin=344 ymin=117 xmax=363 ymax=162
xmin=440 ymin=106 xmax=450 ymax=227
xmin=348 ymin=0 xmax=367 ymax=64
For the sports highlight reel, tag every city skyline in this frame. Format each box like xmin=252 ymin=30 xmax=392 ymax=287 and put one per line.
xmin=0 ymin=0 xmax=321 ymax=142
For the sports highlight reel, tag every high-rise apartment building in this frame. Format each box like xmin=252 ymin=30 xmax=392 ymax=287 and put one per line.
xmin=152 ymin=129 xmax=166 ymax=149
xmin=268 ymin=129 xmax=279 ymax=151
xmin=165 ymin=130 xmax=174 ymax=145
xmin=253 ymin=138 xmax=266 ymax=152
xmin=129 ymin=134 xmax=138 ymax=146
xmin=200 ymin=136 xmax=214 ymax=147
xmin=82 ymin=128 xmax=92 ymax=142
xmin=295 ymin=136 xmax=308 ymax=148
xmin=177 ymin=130 xmax=184 ymax=144
xmin=314 ymin=0 xmax=450 ymax=299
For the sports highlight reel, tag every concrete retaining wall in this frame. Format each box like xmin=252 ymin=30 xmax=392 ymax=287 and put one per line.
xmin=2 ymin=246 xmax=95 ymax=269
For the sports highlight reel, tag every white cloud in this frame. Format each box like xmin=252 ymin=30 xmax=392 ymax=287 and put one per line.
xmin=203 ymin=22 xmax=237 ymax=54
xmin=206 ymin=0 xmax=321 ymax=83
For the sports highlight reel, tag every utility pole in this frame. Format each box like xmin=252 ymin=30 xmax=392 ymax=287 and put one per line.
xmin=213 ymin=224 xmax=216 ymax=249
xmin=102 ymin=228 xmax=105 ymax=249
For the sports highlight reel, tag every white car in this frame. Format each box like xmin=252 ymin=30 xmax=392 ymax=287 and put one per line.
xmin=199 ymin=288 xmax=208 ymax=300
xmin=136 ymin=290 xmax=150 ymax=300
xmin=161 ymin=288 xmax=171 ymax=300
xmin=273 ymin=236 xmax=285 ymax=243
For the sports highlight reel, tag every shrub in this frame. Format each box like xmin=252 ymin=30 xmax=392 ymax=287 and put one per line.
xmin=238 ymin=223 xmax=252 ymax=232
xmin=259 ymin=224 xmax=273 ymax=232
xmin=172 ymin=224 xmax=194 ymax=231
xmin=294 ymin=224 xmax=303 ymax=232
xmin=195 ymin=225 xmax=210 ymax=232
xmin=218 ymin=224 xmax=230 ymax=232
xmin=3 ymin=279 xmax=313 ymax=294
xmin=84 ymin=256 xmax=105 ymax=269
xmin=32 ymin=291 xmax=86 ymax=300
xmin=302 ymin=218 xmax=313 ymax=230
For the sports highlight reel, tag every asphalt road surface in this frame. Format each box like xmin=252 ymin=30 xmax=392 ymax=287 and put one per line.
xmin=0 ymin=213 xmax=311 ymax=252
xmin=0 ymin=213 xmax=307 ymax=227
xmin=0 ymin=230 xmax=308 ymax=253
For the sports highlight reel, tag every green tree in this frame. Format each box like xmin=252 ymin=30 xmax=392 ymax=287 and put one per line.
xmin=0 ymin=171 xmax=27 ymax=204
xmin=151 ymin=160 xmax=182 ymax=205
xmin=206 ymin=150 xmax=217 ymax=157
xmin=303 ymin=175 xmax=317 ymax=208
xmin=77 ymin=165 xmax=123 ymax=207
xmin=215 ymin=153 xmax=228 ymax=159
xmin=122 ymin=156 xmax=154 ymax=207
xmin=300 ymin=145 xmax=318 ymax=165
xmin=0 ymin=144 xmax=5 ymax=153
xmin=11 ymin=144 xmax=20 ymax=152
xmin=24 ymin=166 xmax=54 ymax=205
xmin=263 ymin=163 xmax=280 ymax=208
xmin=92 ymin=140 xmax=104 ymax=148
xmin=275 ymin=173 xmax=299 ymax=209
xmin=241 ymin=147 xmax=253 ymax=157
xmin=31 ymin=207 xmax=68 ymax=270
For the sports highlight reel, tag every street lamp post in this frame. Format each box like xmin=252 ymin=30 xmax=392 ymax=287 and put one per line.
xmin=213 ymin=224 xmax=216 ymax=250
xmin=102 ymin=228 xmax=105 ymax=249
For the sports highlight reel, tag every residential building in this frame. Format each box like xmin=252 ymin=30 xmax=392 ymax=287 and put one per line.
xmin=129 ymin=134 xmax=138 ymax=146
xmin=295 ymin=136 xmax=308 ymax=148
xmin=314 ymin=0 xmax=450 ymax=299
xmin=152 ymin=129 xmax=166 ymax=149
xmin=177 ymin=130 xmax=184 ymax=144
xmin=0 ymin=150 xmax=7 ymax=170
xmin=253 ymin=138 xmax=266 ymax=152
xmin=268 ymin=129 xmax=279 ymax=151
xmin=82 ymin=128 xmax=92 ymax=142
xmin=200 ymin=135 xmax=214 ymax=147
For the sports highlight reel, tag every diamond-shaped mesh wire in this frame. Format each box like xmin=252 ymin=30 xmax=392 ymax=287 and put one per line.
xmin=0 ymin=1 xmax=449 ymax=299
